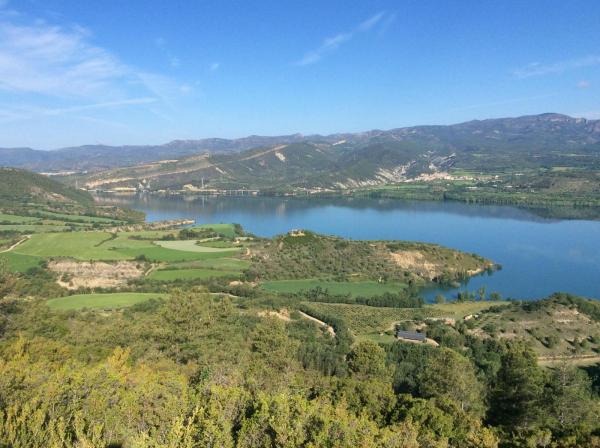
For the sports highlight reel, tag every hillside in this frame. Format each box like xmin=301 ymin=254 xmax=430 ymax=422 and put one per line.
xmin=68 ymin=113 xmax=600 ymax=195
xmin=0 ymin=168 xmax=143 ymax=228
xmin=0 ymin=168 xmax=93 ymax=208
xmin=247 ymin=230 xmax=493 ymax=286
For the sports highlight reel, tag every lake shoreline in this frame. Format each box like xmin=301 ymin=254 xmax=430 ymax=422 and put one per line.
xmin=93 ymin=194 xmax=600 ymax=301
xmin=93 ymin=189 xmax=600 ymax=221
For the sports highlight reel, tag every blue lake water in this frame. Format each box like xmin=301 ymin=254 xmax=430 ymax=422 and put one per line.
xmin=99 ymin=195 xmax=600 ymax=301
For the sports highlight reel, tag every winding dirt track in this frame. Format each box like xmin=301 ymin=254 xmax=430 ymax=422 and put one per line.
xmin=298 ymin=311 xmax=336 ymax=337
xmin=0 ymin=235 xmax=30 ymax=253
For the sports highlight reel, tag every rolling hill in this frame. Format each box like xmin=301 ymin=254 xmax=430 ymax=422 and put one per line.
xmin=0 ymin=168 xmax=94 ymax=208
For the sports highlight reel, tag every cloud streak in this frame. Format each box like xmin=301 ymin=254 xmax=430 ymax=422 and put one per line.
xmin=513 ymin=55 xmax=600 ymax=78
xmin=295 ymin=11 xmax=390 ymax=66
xmin=0 ymin=19 xmax=192 ymax=104
xmin=0 ymin=97 xmax=157 ymax=124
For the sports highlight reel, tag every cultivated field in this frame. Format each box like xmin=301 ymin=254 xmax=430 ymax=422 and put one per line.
xmin=155 ymin=240 xmax=240 ymax=254
xmin=47 ymin=292 xmax=167 ymax=310
xmin=148 ymin=267 xmax=240 ymax=281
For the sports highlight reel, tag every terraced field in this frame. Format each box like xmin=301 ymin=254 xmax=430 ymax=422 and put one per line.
xmin=301 ymin=302 xmax=444 ymax=335
xmin=301 ymin=301 xmax=505 ymax=336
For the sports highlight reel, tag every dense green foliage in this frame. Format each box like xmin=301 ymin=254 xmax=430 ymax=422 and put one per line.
xmin=0 ymin=288 xmax=597 ymax=446
xmin=247 ymin=231 xmax=490 ymax=286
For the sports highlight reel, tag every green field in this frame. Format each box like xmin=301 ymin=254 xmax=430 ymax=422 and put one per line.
xmin=194 ymin=223 xmax=237 ymax=238
xmin=11 ymin=231 xmax=241 ymax=262
xmin=14 ymin=232 xmax=130 ymax=260
xmin=0 ymin=252 xmax=43 ymax=272
xmin=168 ymin=258 xmax=251 ymax=271
xmin=148 ymin=268 xmax=240 ymax=281
xmin=47 ymin=293 xmax=167 ymax=311
xmin=0 ymin=213 xmax=41 ymax=224
xmin=154 ymin=240 xmax=240 ymax=253
xmin=197 ymin=240 xmax=237 ymax=248
xmin=34 ymin=210 xmax=122 ymax=224
xmin=0 ymin=224 xmax=72 ymax=232
xmin=261 ymin=279 xmax=407 ymax=297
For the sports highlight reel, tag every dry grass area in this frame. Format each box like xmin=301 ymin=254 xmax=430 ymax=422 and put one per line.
xmin=390 ymin=250 xmax=441 ymax=280
xmin=390 ymin=248 xmax=489 ymax=280
xmin=258 ymin=308 xmax=291 ymax=322
xmin=49 ymin=260 xmax=147 ymax=289
xmin=467 ymin=302 xmax=600 ymax=358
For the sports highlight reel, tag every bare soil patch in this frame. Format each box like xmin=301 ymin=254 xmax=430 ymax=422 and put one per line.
xmin=49 ymin=260 xmax=147 ymax=289
xmin=390 ymin=250 xmax=440 ymax=280
xmin=258 ymin=308 xmax=291 ymax=322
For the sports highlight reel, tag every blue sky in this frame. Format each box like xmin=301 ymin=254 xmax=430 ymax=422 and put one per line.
xmin=1 ymin=0 xmax=599 ymax=148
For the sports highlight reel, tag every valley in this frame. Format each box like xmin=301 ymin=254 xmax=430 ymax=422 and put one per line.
xmin=1 ymin=123 xmax=600 ymax=447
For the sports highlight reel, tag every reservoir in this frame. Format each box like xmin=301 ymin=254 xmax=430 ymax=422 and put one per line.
xmin=98 ymin=195 xmax=600 ymax=301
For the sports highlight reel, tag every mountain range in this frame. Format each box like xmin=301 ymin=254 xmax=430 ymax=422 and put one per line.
xmin=2 ymin=113 xmax=600 ymax=191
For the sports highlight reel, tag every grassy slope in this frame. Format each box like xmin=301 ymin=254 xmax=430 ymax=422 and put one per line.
xmin=47 ymin=293 xmax=167 ymax=310
xmin=154 ymin=240 xmax=240 ymax=253
xmin=148 ymin=268 xmax=240 ymax=281
xmin=467 ymin=300 xmax=600 ymax=359
xmin=0 ymin=252 xmax=42 ymax=272
xmin=0 ymin=168 xmax=93 ymax=208
xmin=194 ymin=223 xmax=238 ymax=238
xmin=261 ymin=279 xmax=407 ymax=297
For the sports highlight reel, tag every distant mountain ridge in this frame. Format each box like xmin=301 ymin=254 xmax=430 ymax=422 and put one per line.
xmin=69 ymin=113 xmax=600 ymax=192
xmin=0 ymin=135 xmax=314 ymax=172
xmin=1 ymin=114 xmax=600 ymax=186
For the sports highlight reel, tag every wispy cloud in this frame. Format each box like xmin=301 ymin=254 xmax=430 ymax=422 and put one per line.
xmin=357 ymin=11 xmax=385 ymax=32
xmin=0 ymin=21 xmax=127 ymax=97
xmin=577 ymin=80 xmax=591 ymax=89
xmin=0 ymin=97 xmax=157 ymax=123
xmin=295 ymin=11 xmax=391 ymax=66
xmin=0 ymin=19 xmax=191 ymax=100
xmin=209 ymin=62 xmax=220 ymax=72
xmin=155 ymin=36 xmax=182 ymax=69
xmin=296 ymin=32 xmax=352 ymax=66
xmin=0 ymin=16 xmax=193 ymax=125
xmin=513 ymin=55 xmax=600 ymax=78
